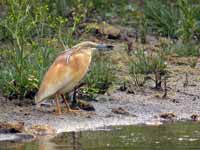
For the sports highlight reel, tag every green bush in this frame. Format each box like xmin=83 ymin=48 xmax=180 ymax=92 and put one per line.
xmin=82 ymin=56 xmax=115 ymax=98
xmin=0 ymin=0 xmax=68 ymax=99
xmin=168 ymin=40 xmax=200 ymax=57
xmin=46 ymin=0 xmax=129 ymax=21
xmin=129 ymin=49 xmax=167 ymax=89
xmin=144 ymin=0 xmax=180 ymax=37
xmin=177 ymin=0 xmax=200 ymax=41
xmin=0 ymin=43 xmax=57 ymax=99
xmin=144 ymin=0 xmax=200 ymax=40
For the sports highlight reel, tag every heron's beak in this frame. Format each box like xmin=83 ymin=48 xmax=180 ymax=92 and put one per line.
xmin=96 ymin=44 xmax=113 ymax=51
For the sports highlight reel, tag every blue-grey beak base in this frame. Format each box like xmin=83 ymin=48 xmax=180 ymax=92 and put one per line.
xmin=96 ymin=44 xmax=113 ymax=50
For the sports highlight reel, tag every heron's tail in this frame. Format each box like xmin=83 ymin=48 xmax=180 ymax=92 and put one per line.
xmin=34 ymin=90 xmax=43 ymax=104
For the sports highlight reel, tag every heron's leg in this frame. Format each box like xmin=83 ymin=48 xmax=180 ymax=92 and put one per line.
xmin=54 ymin=94 xmax=62 ymax=115
xmin=61 ymin=93 xmax=80 ymax=112
xmin=72 ymin=87 xmax=77 ymax=106
xmin=61 ymin=94 xmax=71 ymax=111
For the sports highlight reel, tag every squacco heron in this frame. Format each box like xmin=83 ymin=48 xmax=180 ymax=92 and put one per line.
xmin=35 ymin=41 xmax=113 ymax=115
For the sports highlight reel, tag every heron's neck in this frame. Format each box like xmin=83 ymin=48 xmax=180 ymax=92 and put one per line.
xmin=80 ymin=48 xmax=93 ymax=58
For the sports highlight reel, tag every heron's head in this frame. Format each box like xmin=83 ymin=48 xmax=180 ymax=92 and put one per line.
xmin=73 ymin=41 xmax=113 ymax=51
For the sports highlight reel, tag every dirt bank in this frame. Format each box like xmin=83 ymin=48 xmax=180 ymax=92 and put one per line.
xmin=0 ymin=76 xmax=200 ymax=135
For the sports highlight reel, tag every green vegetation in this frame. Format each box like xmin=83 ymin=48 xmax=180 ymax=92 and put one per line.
xmin=167 ymin=41 xmax=200 ymax=57
xmin=144 ymin=0 xmax=200 ymax=40
xmin=82 ymin=56 xmax=115 ymax=99
xmin=177 ymin=0 xmax=200 ymax=41
xmin=144 ymin=0 xmax=180 ymax=37
xmin=129 ymin=49 xmax=167 ymax=89
xmin=0 ymin=0 xmax=67 ymax=99
xmin=0 ymin=0 xmax=199 ymax=101
xmin=0 ymin=0 xmax=120 ymax=99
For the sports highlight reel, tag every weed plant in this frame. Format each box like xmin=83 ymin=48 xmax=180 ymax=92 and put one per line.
xmin=0 ymin=0 xmax=68 ymax=99
xmin=168 ymin=40 xmax=200 ymax=57
xmin=144 ymin=0 xmax=200 ymax=40
xmin=177 ymin=0 xmax=200 ymax=41
xmin=129 ymin=49 xmax=167 ymax=89
xmin=144 ymin=0 xmax=180 ymax=37
xmin=82 ymin=55 xmax=115 ymax=99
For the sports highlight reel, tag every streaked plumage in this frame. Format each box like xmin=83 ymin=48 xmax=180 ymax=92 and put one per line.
xmin=35 ymin=41 xmax=112 ymax=115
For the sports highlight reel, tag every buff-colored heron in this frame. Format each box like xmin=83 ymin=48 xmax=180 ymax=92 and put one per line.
xmin=35 ymin=41 xmax=112 ymax=115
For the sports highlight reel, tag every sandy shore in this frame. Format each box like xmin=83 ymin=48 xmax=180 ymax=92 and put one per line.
xmin=0 ymin=84 xmax=200 ymax=135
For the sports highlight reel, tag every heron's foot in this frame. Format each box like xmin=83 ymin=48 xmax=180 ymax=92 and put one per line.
xmin=53 ymin=109 xmax=62 ymax=115
xmin=65 ymin=108 xmax=81 ymax=113
xmin=53 ymin=111 xmax=62 ymax=115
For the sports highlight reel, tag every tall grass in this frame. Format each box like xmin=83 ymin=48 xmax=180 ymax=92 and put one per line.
xmin=0 ymin=0 xmax=68 ymax=99
xmin=144 ymin=0 xmax=200 ymax=40
xmin=177 ymin=0 xmax=200 ymax=41
xmin=144 ymin=0 xmax=180 ymax=38
xmin=129 ymin=49 xmax=167 ymax=89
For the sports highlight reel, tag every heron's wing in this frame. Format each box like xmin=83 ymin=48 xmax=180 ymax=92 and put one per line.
xmin=36 ymin=54 xmax=73 ymax=102
xmin=36 ymin=49 xmax=91 ymax=102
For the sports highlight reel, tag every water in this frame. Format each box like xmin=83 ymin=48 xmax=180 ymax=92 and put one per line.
xmin=1 ymin=122 xmax=200 ymax=150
